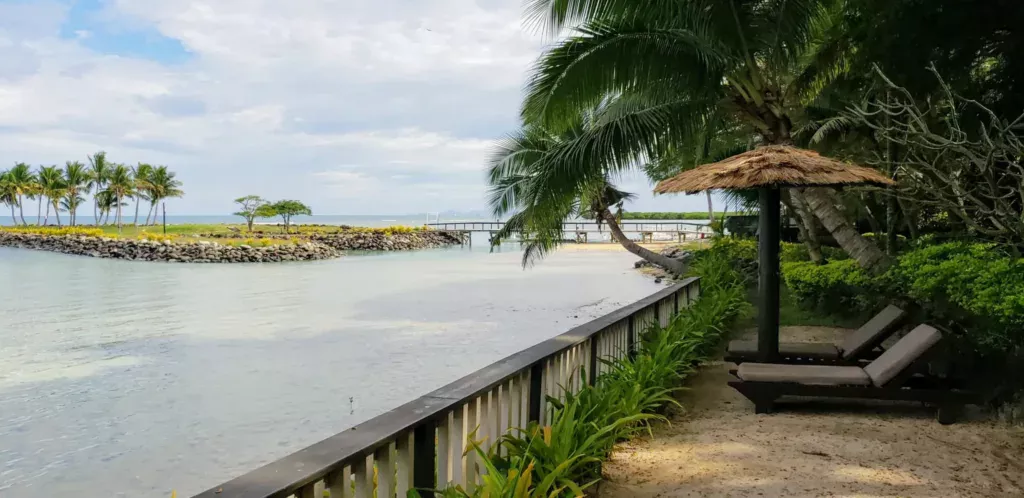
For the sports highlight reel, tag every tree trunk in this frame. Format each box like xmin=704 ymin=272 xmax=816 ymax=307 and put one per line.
xmin=706 ymin=191 xmax=714 ymax=220
xmin=145 ymin=202 xmax=156 ymax=225
xmin=247 ymin=217 xmax=254 ymax=231
xmin=9 ymin=205 xmax=16 ymax=225
xmin=36 ymin=196 xmax=41 ymax=225
xmin=600 ymin=208 xmax=688 ymax=274
xmin=885 ymin=194 xmax=898 ymax=255
xmin=116 ymin=193 xmax=122 ymax=232
xmin=802 ymin=187 xmax=891 ymax=274
xmin=44 ymin=202 xmax=50 ymax=226
xmin=94 ymin=195 xmax=99 ymax=227
xmin=53 ymin=202 xmax=62 ymax=227
xmin=782 ymin=191 xmax=824 ymax=264
xmin=18 ymin=195 xmax=27 ymax=225
xmin=133 ymin=198 xmax=141 ymax=226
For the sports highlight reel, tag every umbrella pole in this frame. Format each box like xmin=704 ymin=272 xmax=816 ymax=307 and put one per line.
xmin=758 ymin=187 xmax=781 ymax=362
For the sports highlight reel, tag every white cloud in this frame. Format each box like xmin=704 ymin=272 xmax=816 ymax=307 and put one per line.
xmin=0 ymin=0 xmax=715 ymax=215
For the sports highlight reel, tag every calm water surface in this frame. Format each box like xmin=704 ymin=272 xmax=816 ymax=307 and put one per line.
xmin=0 ymin=244 xmax=659 ymax=497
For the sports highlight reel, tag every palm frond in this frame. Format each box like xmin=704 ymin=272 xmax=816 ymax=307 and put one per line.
xmin=522 ymin=19 xmax=727 ymax=130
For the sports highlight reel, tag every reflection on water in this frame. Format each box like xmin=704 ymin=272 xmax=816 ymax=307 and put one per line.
xmin=0 ymin=244 xmax=658 ymax=497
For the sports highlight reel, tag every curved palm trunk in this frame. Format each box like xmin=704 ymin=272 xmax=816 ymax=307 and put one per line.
xmin=600 ymin=208 xmax=687 ymax=274
xmin=145 ymin=201 xmax=156 ymax=225
xmin=133 ymin=198 xmax=141 ymax=226
xmin=9 ymin=204 xmax=16 ymax=225
xmin=52 ymin=201 xmax=62 ymax=227
xmin=782 ymin=191 xmax=824 ymax=264
xmin=801 ymin=188 xmax=891 ymax=274
xmin=36 ymin=197 xmax=42 ymax=225
xmin=93 ymin=192 xmax=99 ymax=227
xmin=17 ymin=195 xmax=27 ymax=225
xmin=706 ymin=191 xmax=714 ymax=220
xmin=44 ymin=202 xmax=50 ymax=226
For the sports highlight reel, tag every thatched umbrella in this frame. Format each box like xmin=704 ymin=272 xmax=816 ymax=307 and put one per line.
xmin=654 ymin=145 xmax=894 ymax=361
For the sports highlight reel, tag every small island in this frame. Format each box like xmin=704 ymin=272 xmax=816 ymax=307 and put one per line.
xmin=0 ymin=224 xmax=465 ymax=263
xmin=0 ymin=164 xmax=466 ymax=263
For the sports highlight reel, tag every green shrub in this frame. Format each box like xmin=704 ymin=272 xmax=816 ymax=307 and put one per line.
xmin=693 ymin=237 xmax=757 ymax=280
xmin=413 ymin=429 xmax=586 ymax=497
xmin=887 ymin=242 xmax=1024 ymax=352
xmin=779 ymin=242 xmax=849 ymax=263
xmin=783 ymin=260 xmax=880 ymax=316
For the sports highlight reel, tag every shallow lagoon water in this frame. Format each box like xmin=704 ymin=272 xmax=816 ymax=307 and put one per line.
xmin=0 ymin=243 xmax=659 ymax=496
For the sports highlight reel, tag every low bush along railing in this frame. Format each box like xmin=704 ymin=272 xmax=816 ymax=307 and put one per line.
xmin=413 ymin=248 xmax=748 ymax=497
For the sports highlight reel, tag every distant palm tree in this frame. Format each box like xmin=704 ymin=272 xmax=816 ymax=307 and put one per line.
xmin=38 ymin=165 xmax=67 ymax=227
xmin=105 ymin=164 xmax=134 ymax=232
xmin=0 ymin=170 xmax=17 ymax=224
xmin=95 ymin=190 xmax=118 ymax=226
xmin=131 ymin=163 xmax=154 ymax=227
xmin=88 ymin=152 xmax=112 ymax=226
xmin=8 ymin=163 xmax=36 ymax=226
xmin=30 ymin=167 xmax=45 ymax=225
xmin=146 ymin=166 xmax=183 ymax=225
xmin=64 ymin=161 xmax=89 ymax=226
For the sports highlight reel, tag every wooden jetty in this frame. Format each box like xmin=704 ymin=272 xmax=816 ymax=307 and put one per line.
xmin=425 ymin=221 xmax=713 ymax=245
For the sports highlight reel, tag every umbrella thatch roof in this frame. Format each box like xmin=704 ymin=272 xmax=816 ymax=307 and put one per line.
xmin=654 ymin=145 xmax=895 ymax=194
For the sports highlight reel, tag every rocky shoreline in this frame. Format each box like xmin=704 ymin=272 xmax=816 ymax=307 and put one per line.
xmin=634 ymin=245 xmax=695 ymax=282
xmin=0 ymin=229 xmax=465 ymax=263
xmin=198 ymin=230 xmax=466 ymax=251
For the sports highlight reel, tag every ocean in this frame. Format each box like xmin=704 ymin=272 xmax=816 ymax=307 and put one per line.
xmin=0 ymin=242 xmax=663 ymax=496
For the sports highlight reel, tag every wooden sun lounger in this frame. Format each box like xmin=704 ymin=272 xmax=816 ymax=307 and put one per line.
xmin=725 ymin=305 xmax=908 ymax=365
xmin=728 ymin=325 xmax=979 ymax=424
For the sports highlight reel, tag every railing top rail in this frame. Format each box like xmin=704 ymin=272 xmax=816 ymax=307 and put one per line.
xmin=194 ymin=277 xmax=699 ymax=498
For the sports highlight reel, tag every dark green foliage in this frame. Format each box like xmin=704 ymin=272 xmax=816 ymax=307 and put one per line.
xmin=783 ymin=259 xmax=879 ymax=316
xmin=887 ymin=242 xmax=1024 ymax=353
xmin=780 ymin=243 xmax=849 ymax=264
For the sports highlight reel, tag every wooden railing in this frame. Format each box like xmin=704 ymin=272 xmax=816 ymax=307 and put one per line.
xmin=194 ymin=277 xmax=701 ymax=498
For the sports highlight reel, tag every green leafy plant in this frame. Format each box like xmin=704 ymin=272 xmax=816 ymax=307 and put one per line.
xmin=413 ymin=430 xmax=586 ymax=498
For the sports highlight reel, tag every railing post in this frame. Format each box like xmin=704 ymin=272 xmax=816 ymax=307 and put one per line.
xmin=588 ymin=336 xmax=599 ymax=385
xmin=413 ymin=422 xmax=436 ymax=491
xmin=527 ymin=363 xmax=544 ymax=423
xmin=627 ymin=315 xmax=636 ymax=359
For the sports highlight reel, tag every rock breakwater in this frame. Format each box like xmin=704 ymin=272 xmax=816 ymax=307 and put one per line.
xmin=0 ymin=231 xmax=338 ymax=263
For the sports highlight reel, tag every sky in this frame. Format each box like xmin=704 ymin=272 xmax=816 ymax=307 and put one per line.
xmin=0 ymin=0 xmax=719 ymax=215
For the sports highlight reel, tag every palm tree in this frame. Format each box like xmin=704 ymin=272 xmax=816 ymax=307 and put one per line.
xmin=0 ymin=170 xmax=16 ymax=225
xmin=8 ymin=163 xmax=36 ymax=226
xmin=95 ymin=190 xmax=118 ymax=226
xmin=519 ymin=0 xmax=890 ymax=272
xmin=30 ymin=167 xmax=45 ymax=225
xmin=64 ymin=161 xmax=90 ymax=226
xmin=130 ymin=163 xmax=154 ymax=227
xmin=38 ymin=166 xmax=67 ymax=227
xmin=105 ymin=164 xmax=134 ymax=232
xmin=146 ymin=166 xmax=183 ymax=225
xmin=489 ymin=116 xmax=688 ymax=273
xmin=88 ymin=151 xmax=112 ymax=226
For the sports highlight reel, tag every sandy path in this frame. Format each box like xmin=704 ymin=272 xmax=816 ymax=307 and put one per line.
xmin=600 ymin=326 xmax=1024 ymax=498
